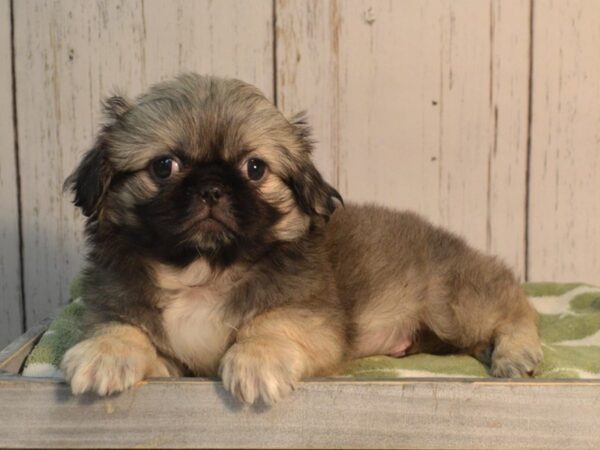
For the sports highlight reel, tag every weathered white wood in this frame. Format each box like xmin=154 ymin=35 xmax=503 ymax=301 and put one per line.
xmin=483 ymin=0 xmax=532 ymax=275
xmin=528 ymin=0 xmax=600 ymax=284
xmin=277 ymin=0 xmax=530 ymax=277
xmin=10 ymin=0 xmax=600 ymax=329
xmin=276 ymin=0 xmax=342 ymax=185
xmin=13 ymin=0 xmax=274 ymax=327
xmin=0 ymin=320 xmax=48 ymax=374
xmin=0 ymin=376 xmax=599 ymax=449
xmin=0 ymin=0 xmax=23 ymax=349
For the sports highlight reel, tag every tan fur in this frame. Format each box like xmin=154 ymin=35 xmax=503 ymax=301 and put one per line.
xmin=102 ymin=171 xmax=160 ymax=225
xmin=220 ymin=308 xmax=345 ymax=405
xmin=327 ymin=204 xmax=543 ymax=373
xmin=257 ymin=173 xmax=310 ymax=241
xmin=351 ymin=278 xmax=422 ymax=358
xmin=61 ymin=323 xmax=181 ymax=395
xmin=152 ymin=259 xmax=221 ymax=290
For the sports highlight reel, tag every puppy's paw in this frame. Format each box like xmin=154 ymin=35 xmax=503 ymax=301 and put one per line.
xmin=490 ymin=334 xmax=543 ymax=378
xmin=61 ymin=334 xmax=165 ymax=396
xmin=219 ymin=340 xmax=303 ymax=405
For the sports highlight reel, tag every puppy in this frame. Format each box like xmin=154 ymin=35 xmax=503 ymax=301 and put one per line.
xmin=61 ymin=74 xmax=542 ymax=404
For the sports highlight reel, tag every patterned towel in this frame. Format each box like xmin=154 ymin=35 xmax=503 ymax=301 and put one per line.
xmin=22 ymin=282 xmax=600 ymax=379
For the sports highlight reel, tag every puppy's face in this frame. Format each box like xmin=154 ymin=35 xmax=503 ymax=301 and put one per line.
xmin=67 ymin=75 xmax=341 ymax=267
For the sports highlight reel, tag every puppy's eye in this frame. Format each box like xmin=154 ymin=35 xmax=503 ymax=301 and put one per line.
xmin=246 ymin=158 xmax=267 ymax=181
xmin=150 ymin=157 xmax=180 ymax=180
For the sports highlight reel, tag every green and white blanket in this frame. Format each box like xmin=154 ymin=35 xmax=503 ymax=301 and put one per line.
xmin=22 ymin=282 xmax=600 ymax=379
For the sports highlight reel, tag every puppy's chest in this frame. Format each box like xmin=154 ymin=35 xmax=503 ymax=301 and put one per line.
xmin=161 ymin=287 xmax=236 ymax=375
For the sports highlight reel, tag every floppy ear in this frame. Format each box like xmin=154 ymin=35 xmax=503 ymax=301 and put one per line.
xmin=64 ymin=95 xmax=130 ymax=217
xmin=64 ymin=140 xmax=113 ymax=218
xmin=286 ymin=112 xmax=343 ymax=221
xmin=289 ymin=162 xmax=343 ymax=221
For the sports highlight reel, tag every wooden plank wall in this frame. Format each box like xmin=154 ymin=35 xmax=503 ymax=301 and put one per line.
xmin=277 ymin=0 xmax=530 ymax=276
xmin=1 ymin=0 xmax=600 ymax=346
xmin=528 ymin=0 xmax=600 ymax=283
xmin=0 ymin=0 xmax=23 ymax=348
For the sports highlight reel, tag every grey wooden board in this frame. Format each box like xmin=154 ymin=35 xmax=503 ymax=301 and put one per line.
xmin=0 ymin=319 xmax=49 ymax=374
xmin=0 ymin=0 xmax=23 ymax=349
xmin=0 ymin=376 xmax=599 ymax=449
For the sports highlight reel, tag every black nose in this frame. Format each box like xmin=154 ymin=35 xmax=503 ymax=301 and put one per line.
xmin=199 ymin=185 xmax=223 ymax=205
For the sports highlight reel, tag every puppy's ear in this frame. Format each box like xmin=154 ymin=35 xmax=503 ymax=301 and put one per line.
xmin=288 ymin=111 xmax=313 ymax=145
xmin=64 ymin=95 xmax=129 ymax=217
xmin=64 ymin=140 xmax=113 ymax=218
xmin=289 ymin=162 xmax=343 ymax=221
xmin=286 ymin=112 xmax=343 ymax=221
xmin=103 ymin=94 xmax=132 ymax=119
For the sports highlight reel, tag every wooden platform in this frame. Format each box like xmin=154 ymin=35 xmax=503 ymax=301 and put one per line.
xmin=1 ymin=326 xmax=599 ymax=449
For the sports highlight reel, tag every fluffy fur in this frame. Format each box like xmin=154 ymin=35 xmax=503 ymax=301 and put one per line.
xmin=61 ymin=74 xmax=542 ymax=404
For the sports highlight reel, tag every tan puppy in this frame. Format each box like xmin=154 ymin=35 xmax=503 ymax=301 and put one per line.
xmin=61 ymin=74 xmax=542 ymax=404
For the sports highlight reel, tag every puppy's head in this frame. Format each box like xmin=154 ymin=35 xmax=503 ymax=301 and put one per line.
xmin=66 ymin=74 xmax=341 ymax=267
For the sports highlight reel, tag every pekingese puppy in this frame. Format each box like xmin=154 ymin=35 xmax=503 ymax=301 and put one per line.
xmin=61 ymin=74 xmax=542 ymax=404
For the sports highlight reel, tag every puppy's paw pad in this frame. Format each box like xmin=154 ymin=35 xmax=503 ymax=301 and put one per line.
xmin=219 ymin=342 xmax=300 ymax=405
xmin=61 ymin=337 xmax=148 ymax=396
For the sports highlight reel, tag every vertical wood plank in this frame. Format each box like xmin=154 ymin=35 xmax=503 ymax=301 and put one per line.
xmin=486 ymin=0 xmax=532 ymax=278
xmin=276 ymin=0 xmax=341 ymax=185
xmin=0 ymin=0 xmax=23 ymax=348
xmin=14 ymin=0 xmax=274 ymax=326
xmin=277 ymin=0 xmax=530 ymax=276
xmin=528 ymin=0 xmax=600 ymax=283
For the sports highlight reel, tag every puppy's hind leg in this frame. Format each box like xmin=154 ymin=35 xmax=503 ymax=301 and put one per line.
xmin=424 ymin=268 xmax=542 ymax=378
xmin=489 ymin=295 xmax=543 ymax=377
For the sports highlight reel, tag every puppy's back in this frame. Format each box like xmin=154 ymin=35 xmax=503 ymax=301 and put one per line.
xmin=325 ymin=203 xmax=518 ymax=310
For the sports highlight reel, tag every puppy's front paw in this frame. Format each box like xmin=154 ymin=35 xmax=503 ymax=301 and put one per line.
xmin=219 ymin=341 xmax=303 ymax=405
xmin=61 ymin=334 xmax=164 ymax=396
xmin=490 ymin=334 xmax=543 ymax=378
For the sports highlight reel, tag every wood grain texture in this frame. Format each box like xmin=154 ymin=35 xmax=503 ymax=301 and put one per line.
xmin=0 ymin=377 xmax=599 ymax=449
xmin=0 ymin=320 xmax=48 ymax=374
xmin=277 ymin=0 xmax=530 ymax=277
xmin=9 ymin=0 xmax=600 ymax=338
xmin=13 ymin=0 xmax=274 ymax=327
xmin=528 ymin=0 xmax=600 ymax=283
xmin=0 ymin=0 xmax=23 ymax=349
xmin=276 ymin=0 xmax=341 ymax=185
